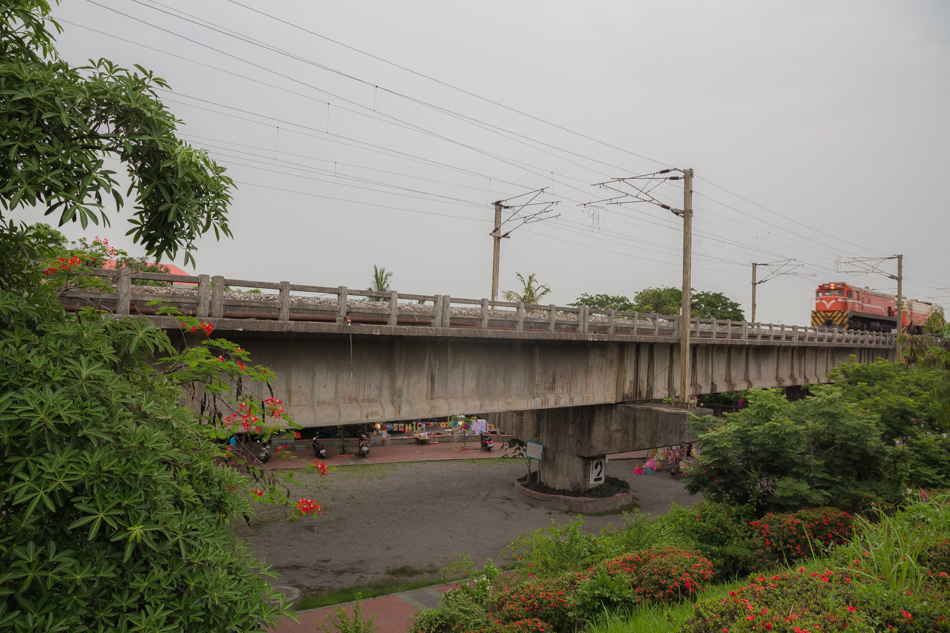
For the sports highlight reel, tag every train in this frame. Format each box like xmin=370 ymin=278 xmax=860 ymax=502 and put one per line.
xmin=811 ymin=282 xmax=942 ymax=334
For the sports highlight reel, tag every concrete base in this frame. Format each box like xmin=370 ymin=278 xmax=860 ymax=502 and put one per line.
xmin=514 ymin=480 xmax=638 ymax=514
xmin=490 ymin=403 xmax=710 ymax=492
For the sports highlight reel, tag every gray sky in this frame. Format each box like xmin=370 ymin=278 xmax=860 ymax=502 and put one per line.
xmin=27 ymin=0 xmax=950 ymax=324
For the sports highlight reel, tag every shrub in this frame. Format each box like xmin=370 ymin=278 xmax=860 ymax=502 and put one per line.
xmin=598 ymin=548 xmax=715 ymax=605
xmin=487 ymin=576 xmax=579 ymax=632
xmin=473 ymin=619 xmax=555 ymax=633
xmin=680 ymin=569 xmax=869 ymax=633
xmin=505 ymin=517 xmax=601 ymax=579
xmin=574 ymin=568 xmax=638 ymax=621
xmin=652 ymin=502 xmax=774 ymax=579
xmin=749 ymin=507 xmax=855 ymax=563
xmin=409 ymin=587 xmax=491 ymax=633
xmin=596 ymin=510 xmax=657 ymax=560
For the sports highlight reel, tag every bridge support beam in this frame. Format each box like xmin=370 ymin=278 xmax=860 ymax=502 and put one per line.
xmin=488 ymin=403 xmax=710 ymax=492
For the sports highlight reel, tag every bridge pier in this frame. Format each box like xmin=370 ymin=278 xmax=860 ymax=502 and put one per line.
xmin=488 ymin=403 xmax=710 ymax=492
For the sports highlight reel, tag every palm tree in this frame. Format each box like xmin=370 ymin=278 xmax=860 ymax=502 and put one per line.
xmin=367 ymin=265 xmax=392 ymax=301
xmin=504 ymin=272 xmax=551 ymax=305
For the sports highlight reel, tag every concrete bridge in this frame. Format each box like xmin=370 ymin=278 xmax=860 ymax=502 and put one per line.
xmin=61 ymin=268 xmax=897 ymax=490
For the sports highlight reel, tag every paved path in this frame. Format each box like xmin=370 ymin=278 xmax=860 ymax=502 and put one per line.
xmin=261 ymin=439 xmax=649 ymax=633
xmin=266 ymin=585 xmax=454 ymax=633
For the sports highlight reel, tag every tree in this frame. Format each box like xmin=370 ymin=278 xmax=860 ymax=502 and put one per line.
xmin=683 ymin=389 xmax=900 ymax=515
xmin=504 ymin=272 xmax=551 ymax=305
xmin=691 ymin=290 xmax=744 ymax=321
xmin=632 ymin=286 xmax=682 ymax=315
xmin=0 ymin=0 xmax=232 ymax=269
xmin=631 ymin=286 xmax=745 ymax=320
xmin=367 ymin=264 xmax=392 ymax=301
xmin=569 ymin=293 xmax=634 ymax=312
xmin=0 ymin=3 xmax=300 ymax=630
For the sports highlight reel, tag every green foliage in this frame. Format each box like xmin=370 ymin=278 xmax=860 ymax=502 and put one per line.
xmin=574 ymin=568 xmax=639 ymax=621
xmin=504 ymin=517 xmax=600 ymax=578
xmin=367 ymin=265 xmax=392 ymax=301
xmin=596 ymin=511 xmax=658 ymax=561
xmin=690 ymin=290 xmax=744 ymax=321
xmin=683 ymin=389 xmax=900 ymax=514
xmin=317 ymin=594 xmax=378 ymax=633
xmin=0 ymin=294 xmax=288 ymax=631
xmin=408 ymin=585 xmax=491 ymax=633
xmin=651 ymin=503 xmax=770 ymax=580
xmin=631 ymin=286 xmax=682 ymax=315
xmin=569 ymin=293 xmax=634 ymax=312
xmin=504 ymin=273 xmax=551 ymax=305
xmin=749 ymin=507 xmax=855 ymax=563
xmin=596 ymin=548 xmax=715 ymax=606
xmin=630 ymin=287 xmax=744 ymax=320
xmin=1 ymin=0 xmax=233 ymax=267
xmin=487 ymin=576 xmax=579 ymax=632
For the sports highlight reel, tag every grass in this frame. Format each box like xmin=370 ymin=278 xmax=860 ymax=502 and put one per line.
xmin=294 ymin=565 xmax=449 ymax=611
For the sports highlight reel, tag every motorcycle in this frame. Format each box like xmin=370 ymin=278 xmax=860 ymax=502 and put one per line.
xmin=357 ymin=434 xmax=370 ymax=458
xmin=480 ymin=433 xmax=493 ymax=452
xmin=312 ymin=437 xmax=327 ymax=459
xmin=259 ymin=440 xmax=273 ymax=464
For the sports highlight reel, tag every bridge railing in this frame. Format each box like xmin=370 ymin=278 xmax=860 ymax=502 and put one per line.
xmin=57 ymin=268 xmax=896 ymax=347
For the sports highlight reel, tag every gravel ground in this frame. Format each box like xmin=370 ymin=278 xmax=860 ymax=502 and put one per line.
xmin=233 ymin=458 xmax=700 ymax=592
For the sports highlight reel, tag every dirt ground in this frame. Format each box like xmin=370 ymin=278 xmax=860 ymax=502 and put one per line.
xmin=233 ymin=457 xmax=701 ymax=593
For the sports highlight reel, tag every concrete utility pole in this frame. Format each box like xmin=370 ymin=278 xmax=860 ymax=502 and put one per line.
xmin=678 ymin=169 xmax=693 ymax=407
xmin=488 ymin=191 xmax=559 ymax=302
xmin=897 ymin=254 xmax=903 ymax=360
xmin=751 ymin=263 xmax=759 ymax=324
xmin=583 ymin=167 xmax=694 ymax=407
xmin=490 ymin=201 xmax=506 ymax=303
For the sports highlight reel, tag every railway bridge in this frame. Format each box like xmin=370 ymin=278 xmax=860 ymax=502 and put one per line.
xmin=61 ymin=269 xmax=897 ymax=490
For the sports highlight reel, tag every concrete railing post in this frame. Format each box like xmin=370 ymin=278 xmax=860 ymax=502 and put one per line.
xmin=481 ymin=298 xmax=490 ymax=330
xmin=336 ymin=286 xmax=348 ymax=324
xmin=442 ymin=295 xmax=452 ymax=328
xmin=608 ymin=310 xmax=616 ymax=335
xmin=654 ymin=313 xmax=661 ymax=337
xmin=632 ymin=312 xmax=639 ymax=336
xmin=793 ymin=325 xmax=799 ymax=342
xmin=432 ymin=295 xmax=443 ymax=327
xmin=579 ymin=306 xmax=589 ymax=333
xmin=211 ymin=275 xmax=225 ymax=319
xmin=516 ymin=302 xmax=525 ymax=332
xmin=548 ymin=305 xmax=556 ymax=332
xmin=742 ymin=321 xmax=749 ymax=340
xmin=389 ymin=291 xmax=398 ymax=327
xmin=115 ymin=268 xmax=132 ymax=316
xmin=278 ymin=281 xmax=290 ymax=322
xmin=196 ymin=274 xmax=210 ymax=318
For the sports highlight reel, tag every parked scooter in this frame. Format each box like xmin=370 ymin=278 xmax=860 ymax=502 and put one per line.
xmin=480 ymin=433 xmax=493 ymax=452
xmin=357 ymin=434 xmax=370 ymax=458
xmin=259 ymin=440 xmax=273 ymax=464
xmin=312 ymin=437 xmax=328 ymax=459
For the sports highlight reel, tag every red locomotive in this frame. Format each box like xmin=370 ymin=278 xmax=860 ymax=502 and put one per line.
xmin=811 ymin=282 xmax=941 ymax=334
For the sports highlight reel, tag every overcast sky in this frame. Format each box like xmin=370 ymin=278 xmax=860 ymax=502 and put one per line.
xmin=26 ymin=0 xmax=950 ymax=324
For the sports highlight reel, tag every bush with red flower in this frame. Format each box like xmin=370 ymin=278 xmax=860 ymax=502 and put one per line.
xmin=749 ymin=508 xmax=855 ymax=563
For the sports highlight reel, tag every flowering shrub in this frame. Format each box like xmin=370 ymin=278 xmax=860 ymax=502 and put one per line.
xmin=680 ymin=569 xmax=870 ymax=633
xmin=597 ymin=548 xmax=716 ymax=605
xmin=487 ymin=576 xmax=578 ymax=632
xmin=474 ymin=619 xmax=554 ymax=633
xmin=749 ymin=508 xmax=855 ymax=563
xmin=653 ymin=502 xmax=773 ymax=579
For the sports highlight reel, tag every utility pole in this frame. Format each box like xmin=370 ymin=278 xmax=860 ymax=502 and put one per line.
xmin=490 ymin=201 xmax=507 ymax=303
xmin=897 ymin=254 xmax=903 ymax=360
xmin=836 ymin=254 xmax=904 ymax=361
xmin=679 ymin=169 xmax=693 ymax=408
xmin=487 ymin=189 xmax=559 ymax=303
xmin=584 ymin=168 xmax=694 ymax=407
xmin=751 ymin=263 xmax=758 ymax=323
